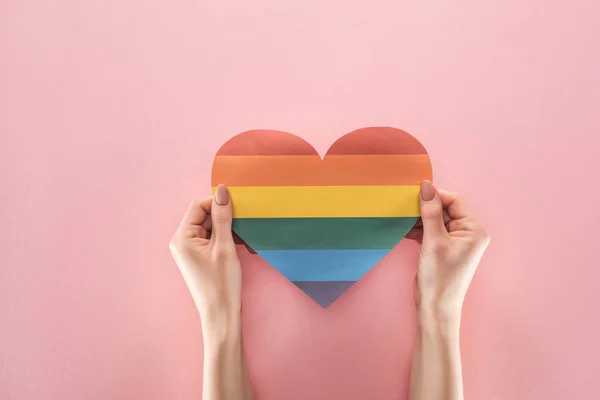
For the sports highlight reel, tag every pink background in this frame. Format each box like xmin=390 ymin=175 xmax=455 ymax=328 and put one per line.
xmin=1 ymin=0 xmax=599 ymax=399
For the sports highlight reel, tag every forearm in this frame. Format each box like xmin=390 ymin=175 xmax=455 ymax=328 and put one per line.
xmin=409 ymin=307 xmax=464 ymax=400
xmin=201 ymin=306 xmax=253 ymax=400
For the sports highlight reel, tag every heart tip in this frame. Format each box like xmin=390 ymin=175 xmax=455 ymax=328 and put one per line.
xmin=293 ymin=281 xmax=356 ymax=308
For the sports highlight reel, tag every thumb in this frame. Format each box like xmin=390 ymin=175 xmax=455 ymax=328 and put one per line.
xmin=211 ymin=184 xmax=234 ymax=246
xmin=419 ymin=180 xmax=447 ymax=240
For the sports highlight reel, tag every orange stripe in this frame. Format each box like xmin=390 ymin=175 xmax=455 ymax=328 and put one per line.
xmin=217 ymin=130 xmax=318 ymax=156
xmin=212 ymin=154 xmax=432 ymax=186
xmin=327 ymin=127 xmax=428 ymax=155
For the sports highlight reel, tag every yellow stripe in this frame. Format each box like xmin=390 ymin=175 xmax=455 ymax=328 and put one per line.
xmin=212 ymin=186 xmax=421 ymax=218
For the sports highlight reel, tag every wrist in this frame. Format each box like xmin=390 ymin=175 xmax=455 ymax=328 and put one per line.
xmin=417 ymin=289 xmax=463 ymax=319
xmin=417 ymin=302 xmax=462 ymax=334
xmin=200 ymin=301 xmax=242 ymax=346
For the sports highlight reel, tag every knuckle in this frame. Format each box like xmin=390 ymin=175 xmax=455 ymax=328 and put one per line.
xmin=446 ymin=220 xmax=459 ymax=231
xmin=449 ymin=191 xmax=464 ymax=203
xmin=421 ymin=205 xmax=442 ymax=220
xmin=432 ymin=242 xmax=449 ymax=255
xmin=212 ymin=246 xmax=233 ymax=263
xmin=168 ymin=238 xmax=177 ymax=253
xmin=440 ymin=189 xmax=459 ymax=200
xmin=169 ymin=233 xmax=182 ymax=253
xmin=423 ymin=240 xmax=450 ymax=257
xmin=477 ymin=230 xmax=491 ymax=246
xmin=212 ymin=214 xmax=228 ymax=224
xmin=463 ymin=235 xmax=479 ymax=246
xmin=190 ymin=199 xmax=202 ymax=208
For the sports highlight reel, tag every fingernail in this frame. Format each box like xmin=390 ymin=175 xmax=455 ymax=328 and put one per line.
xmin=215 ymin=184 xmax=230 ymax=206
xmin=420 ymin=180 xmax=435 ymax=201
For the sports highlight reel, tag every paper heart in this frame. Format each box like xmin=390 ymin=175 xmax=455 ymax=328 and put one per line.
xmin=212 ymin=127 xmax=432 ymax=307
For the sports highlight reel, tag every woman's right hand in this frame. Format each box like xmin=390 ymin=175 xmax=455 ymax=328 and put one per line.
xmin=407 ymin=181 xmax=491 ymax=315
xmin=408 ymin=181 xmax=489 ymax=400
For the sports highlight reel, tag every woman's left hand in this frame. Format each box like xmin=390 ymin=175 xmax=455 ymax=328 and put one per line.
xmin=169 ymin=185 xmax=242 ymax=325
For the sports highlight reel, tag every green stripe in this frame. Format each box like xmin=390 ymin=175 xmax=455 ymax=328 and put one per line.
xmin=232 ymin=217 xmax=418 ymax=250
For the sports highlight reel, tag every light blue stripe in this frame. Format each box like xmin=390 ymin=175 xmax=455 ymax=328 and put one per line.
xmin=256 ymin=249 xmax=390 ymax=281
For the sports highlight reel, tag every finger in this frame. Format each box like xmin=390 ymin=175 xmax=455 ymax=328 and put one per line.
xmin=438 ymin=189 xmax=471 ymax=220
xmin=202 ymin=217 xmax=212 ymax=232
xmin=446 ymin=219 xmax=472 ymax=233
xmin=180 ymin=197 xmax=213 ymax=227
xmin=190 ymin=225 xmax=211 ymax=240
xmin=443 ymin=210 xmax=451 ymax=225
xmin=211 ymin=184 xmax=234 ymax=246
xmin=419 ymin=180 xmax=448 ymax=240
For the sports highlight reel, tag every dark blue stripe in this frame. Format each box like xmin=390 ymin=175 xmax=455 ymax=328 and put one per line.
xmin=293 ymin=281 xmax=356 ymax=308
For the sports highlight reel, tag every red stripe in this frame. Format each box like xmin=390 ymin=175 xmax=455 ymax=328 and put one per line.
xmin=327 ymin=127 xmax=427 ymax=155
xmin=217 ymin=130 xmax=318 ymax=156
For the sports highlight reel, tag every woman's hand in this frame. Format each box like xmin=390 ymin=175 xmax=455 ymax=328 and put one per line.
xmin=408 ymin=180 xmax=490 ymax=400
xmin=169 ymin=184 xmax=242 ymax=335
xmin=170 ymin=184 xmax=253 ymax=400
xmin=407 ymin=181 xmax=490 ymax=315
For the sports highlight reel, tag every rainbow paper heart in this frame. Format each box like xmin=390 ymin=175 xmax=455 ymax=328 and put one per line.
xmin=212 ymin=127 xmax=432 ymax=307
